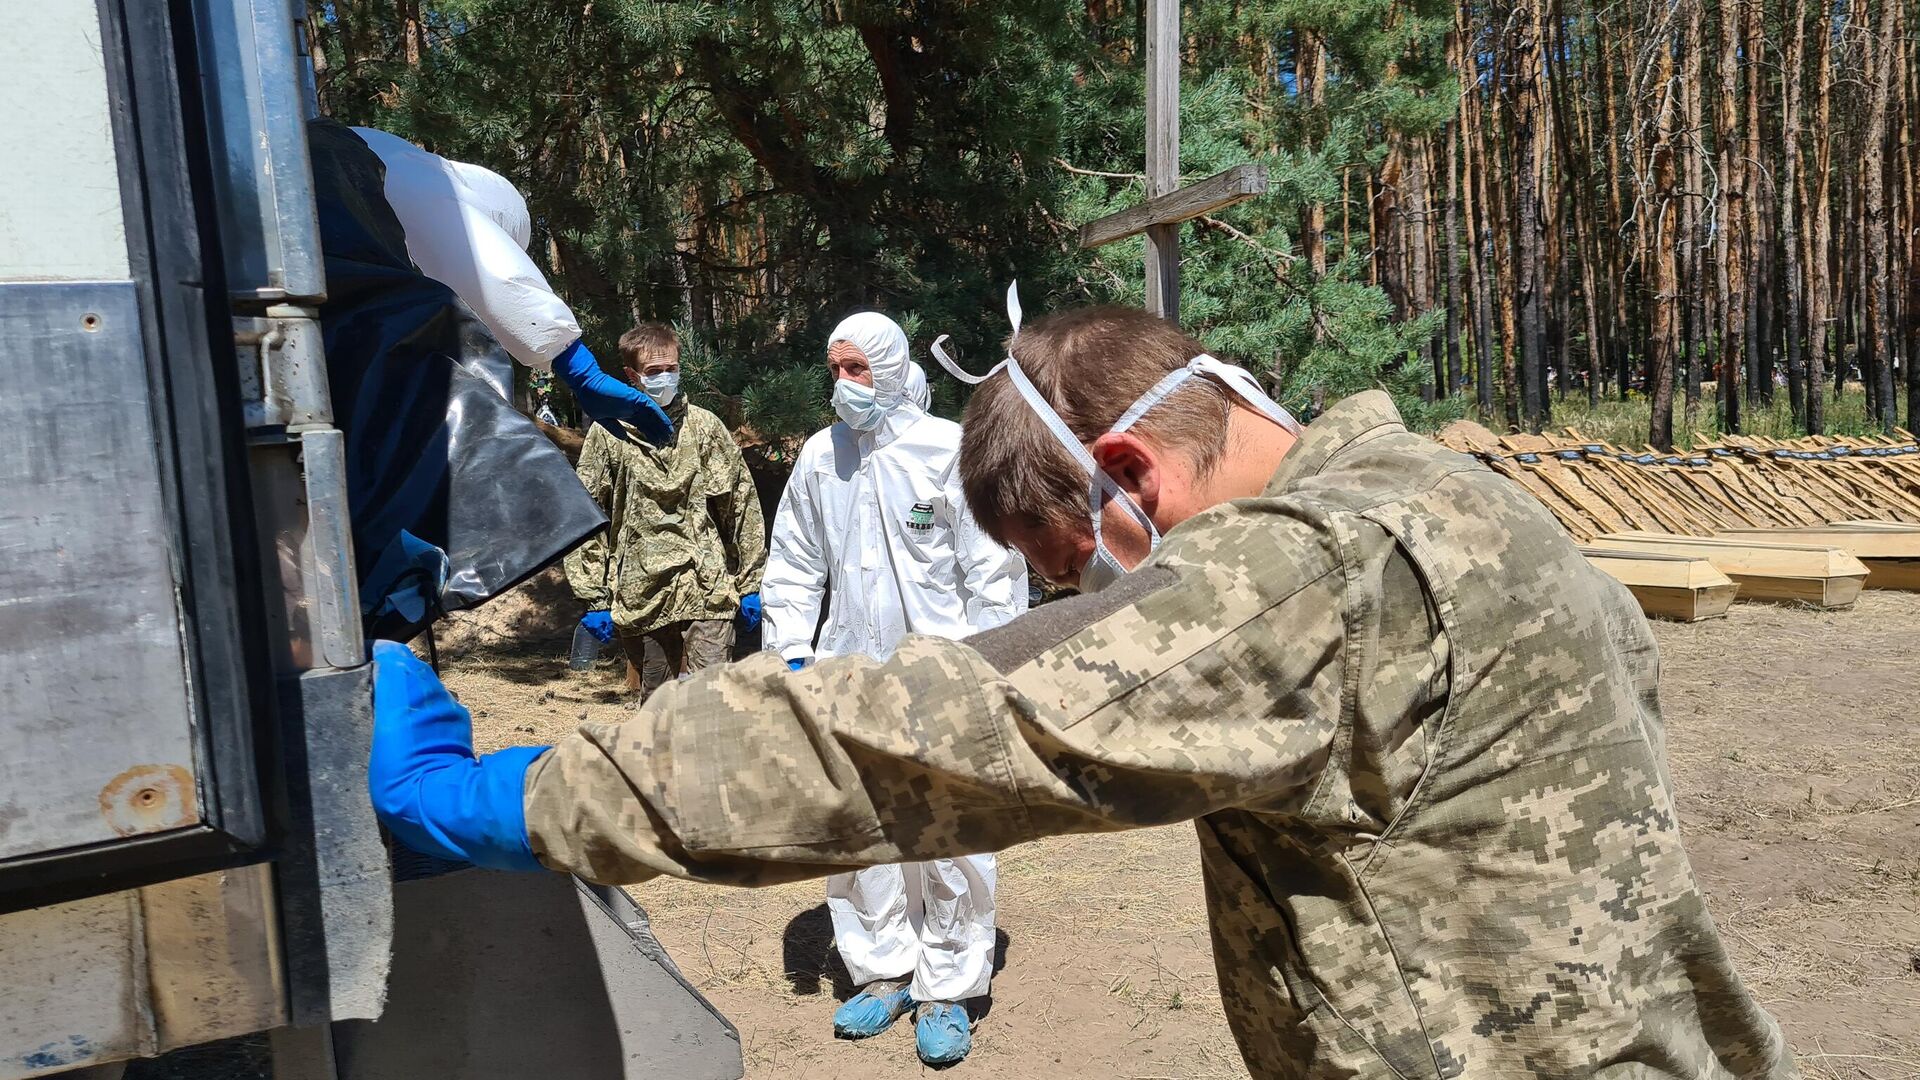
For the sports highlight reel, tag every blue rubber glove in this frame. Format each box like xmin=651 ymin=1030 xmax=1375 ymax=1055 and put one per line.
xmin=788 ymin=657 xmax=808 ymax=672
xmin=580 ymin=609 xmax=615 ymax=643
xmin=368 ymin=641 xmax=548 ymax=872
xmin=738 ymin=593 xmax=762 ymax=631
xmin=553 ymin=339 xmax=673 ymax=445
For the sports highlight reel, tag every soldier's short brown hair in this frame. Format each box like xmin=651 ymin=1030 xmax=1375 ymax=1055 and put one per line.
xmin=617 ymin=322 xmax=679 ymax=367
xmin=959 ymin=306 xmax=1234 ymax=546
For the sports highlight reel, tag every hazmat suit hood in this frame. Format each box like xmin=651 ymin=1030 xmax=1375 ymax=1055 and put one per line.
xmin=903 ymin=360 xmax=930 ymax=411
xmin=827 ymin=312 xmax=911 ymax=410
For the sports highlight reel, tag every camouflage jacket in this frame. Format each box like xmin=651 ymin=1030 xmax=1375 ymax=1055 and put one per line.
xmin=526 ymin=391 xmax=1795 ymax=1079
xmin=562 ymin=399 xmax=766 ymax=635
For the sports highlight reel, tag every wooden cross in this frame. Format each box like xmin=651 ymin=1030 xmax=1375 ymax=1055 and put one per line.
xmin=1076 ymin=0 xmax=1268 ymax=324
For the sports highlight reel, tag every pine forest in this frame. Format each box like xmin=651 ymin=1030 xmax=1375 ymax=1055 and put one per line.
xmin=311 ymin=0 xmax=1920 ymax=450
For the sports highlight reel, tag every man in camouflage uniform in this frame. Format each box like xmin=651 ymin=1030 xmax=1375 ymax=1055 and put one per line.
xmin=372 ymin=306 xmax=1797 ymax=1079
xmin=564 ymin=322 xmax=766 ymax=699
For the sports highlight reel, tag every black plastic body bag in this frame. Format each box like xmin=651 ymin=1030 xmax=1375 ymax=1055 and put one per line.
xmin=306 ymin=119 xmax=605 ymax=643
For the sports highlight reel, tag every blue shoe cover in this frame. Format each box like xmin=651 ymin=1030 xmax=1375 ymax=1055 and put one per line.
xmin=833 ymin=980 xmax=913 ymax=1038
xmin=915 ymin=1001 xmax=973 ymax=1065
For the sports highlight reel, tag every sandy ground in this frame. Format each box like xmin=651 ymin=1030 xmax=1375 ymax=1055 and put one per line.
xmin=126 ymin=586 xmax=1920 ymax=1079
xmin=423 ymin=586 xmax=1920 ymax=1080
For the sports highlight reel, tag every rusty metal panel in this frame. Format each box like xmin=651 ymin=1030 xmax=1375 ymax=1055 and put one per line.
xmin=0 ymin=866 xmax=288 ymax=1079
xmin=0 ymin=282 xmax=204 ymax=859
xmin=142 ymin=866 xmax=286 ymax=1050
xmin=0 ymin=892 xmax=148 ymax=1075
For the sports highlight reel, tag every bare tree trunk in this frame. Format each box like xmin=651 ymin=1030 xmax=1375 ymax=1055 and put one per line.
xmin=1907 ymin=14 xmax=1920 ymax=431
xmin=1297 ymin=28 xmax=1329 ymax=277
xmin=1445 ymin=111 xmax=1465 ymax=395
xmin=1865 ymin=0 xmax=1900 ymax=430
xmin=1566 ymin=9 xmax=1606 ymax=407
xmin=1408 ymin=134 xmax=1439 ymax=398
xmin=1744 ymin=0 xmax=1770 ymax=403
xmin=400 ymin=0 xmax=424 ymax=67
xmin=1544 ymin=14 xmax=1571 ymax=410
xmin=1680 ymin=0 xmax=1706 ymax=431
xmin=1458 ymin=5 xmax=1498 ymax=411
xmin=1514 ymin=2 xmax=1549 ymax=431
xmin=1783 ymin=0 xmax=1810 ymax=424
xmin=1808 ymin=0 xmax=1835 ymax=434
xmin=1866 ymin=0 xmax=1912 ymax=428
xmin=1717 ymin=0 xmax=1747 ymax=432
xmin=1489 ymin=18 xmax=1523 ymax=430
xmin=1649 ymin=26 xmax=1681 ymax=450
xmin=1598 ymin=22 xmax=1632 ymax=399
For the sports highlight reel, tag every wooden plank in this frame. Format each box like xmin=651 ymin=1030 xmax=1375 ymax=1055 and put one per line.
xmin=1565 ymin=458 xmax=1664 ymax=532
xmin=1716 ymin=523 xmax=1920 ymax=590
xmin=1078 ymin=163 xmax=1271 ymax=250
xmin=1580 ymin=548 xmax=1740 ymax=621
xmin=1590 ymin=532 xmax=1869 ymax=608
xmin=1715 ymin=523 xmax=1920 ymax=559
xmin=1142 ymin=0 xmax=1181 ymax=318
xmin=1732 ymin=460 xmax=1834 ymax=524
xmin=1513 ymin=460 xmax=1617 ymax=535
xmin=1576 ymin=439 xmax=1714 ymax=533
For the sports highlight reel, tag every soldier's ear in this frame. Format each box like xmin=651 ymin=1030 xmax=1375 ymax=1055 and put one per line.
xmin=1088 ymin=431 xmax=1162 ymax=509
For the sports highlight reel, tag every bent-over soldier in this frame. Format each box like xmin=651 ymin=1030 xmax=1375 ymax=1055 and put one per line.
xmin=370 ymin=304 xmax=1796 ymax=1079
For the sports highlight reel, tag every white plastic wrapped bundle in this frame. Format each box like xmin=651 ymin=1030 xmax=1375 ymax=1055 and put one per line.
xmin=353 ymin=126 xmax=580 ymax=370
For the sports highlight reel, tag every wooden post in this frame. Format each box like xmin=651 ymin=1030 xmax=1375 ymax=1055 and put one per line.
xmin=1144 ymin=0 xmax=1180 ymax=321
xmin=1076 ymin=3 xmax=1265 ymax=318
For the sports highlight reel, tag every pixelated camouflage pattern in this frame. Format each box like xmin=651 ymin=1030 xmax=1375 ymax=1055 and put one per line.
xmin=527 ymin=390 xmax=1796 ymax=1079
xmin=563 ymin=400 xmax=765 ymax=636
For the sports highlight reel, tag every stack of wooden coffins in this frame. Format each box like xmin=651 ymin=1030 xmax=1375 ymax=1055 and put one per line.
xmin=1434 ymin=423 xmax=1920 ymax=620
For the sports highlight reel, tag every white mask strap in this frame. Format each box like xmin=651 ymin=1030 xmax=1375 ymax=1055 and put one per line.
xmin=930 ymin=278 xmax=1027 ymax=385
xmin=1110 ymin=355 xmax=1305 ymax=437
xmin=929 ymin=334 xmax=999 ymax=385
xmin=999 ymin=359 xmax=1156 ymax=548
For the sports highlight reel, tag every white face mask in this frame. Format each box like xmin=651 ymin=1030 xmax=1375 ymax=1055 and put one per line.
xmin=641 ymin=370 xmax=679 ymax=406
xmin=933 ymin=283 xmax=1303 ymax=593
xmin=832 ymin=378 xmax=888 ymax=431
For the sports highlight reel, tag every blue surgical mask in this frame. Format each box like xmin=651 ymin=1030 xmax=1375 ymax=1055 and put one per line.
xmin=932 ymin=283 xmax=1303 ymax=593
xmin=641 ymin=371 xmax=679 ymax=406
xmin=832 ymin=378 xmax=889 ymax=431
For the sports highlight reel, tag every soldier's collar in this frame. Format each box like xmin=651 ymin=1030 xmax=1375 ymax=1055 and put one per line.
xmin=1262 ymin=389 xmax=1407 ymax=496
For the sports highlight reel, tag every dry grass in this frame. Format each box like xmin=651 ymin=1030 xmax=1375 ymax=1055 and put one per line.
xmin=1652 ymin=592 xmax=1920 ymax=1080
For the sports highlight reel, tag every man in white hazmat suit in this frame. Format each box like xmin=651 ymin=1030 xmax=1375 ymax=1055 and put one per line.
xmin=761 ymin=315 xmax=1026 ymax=1065
xmin=351 ymin=127 xmax=673 ymax=444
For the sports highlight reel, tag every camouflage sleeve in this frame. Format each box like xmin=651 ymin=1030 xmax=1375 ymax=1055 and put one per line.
xmin=563 ymin=425 xmax=615 ymax=606
xmin=523 ymin=502 xmax=1353 ymax=887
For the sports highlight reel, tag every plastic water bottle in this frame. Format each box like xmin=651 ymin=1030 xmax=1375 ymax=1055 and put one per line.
xmin=568 ymin=622 xmax=603 ymax=670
